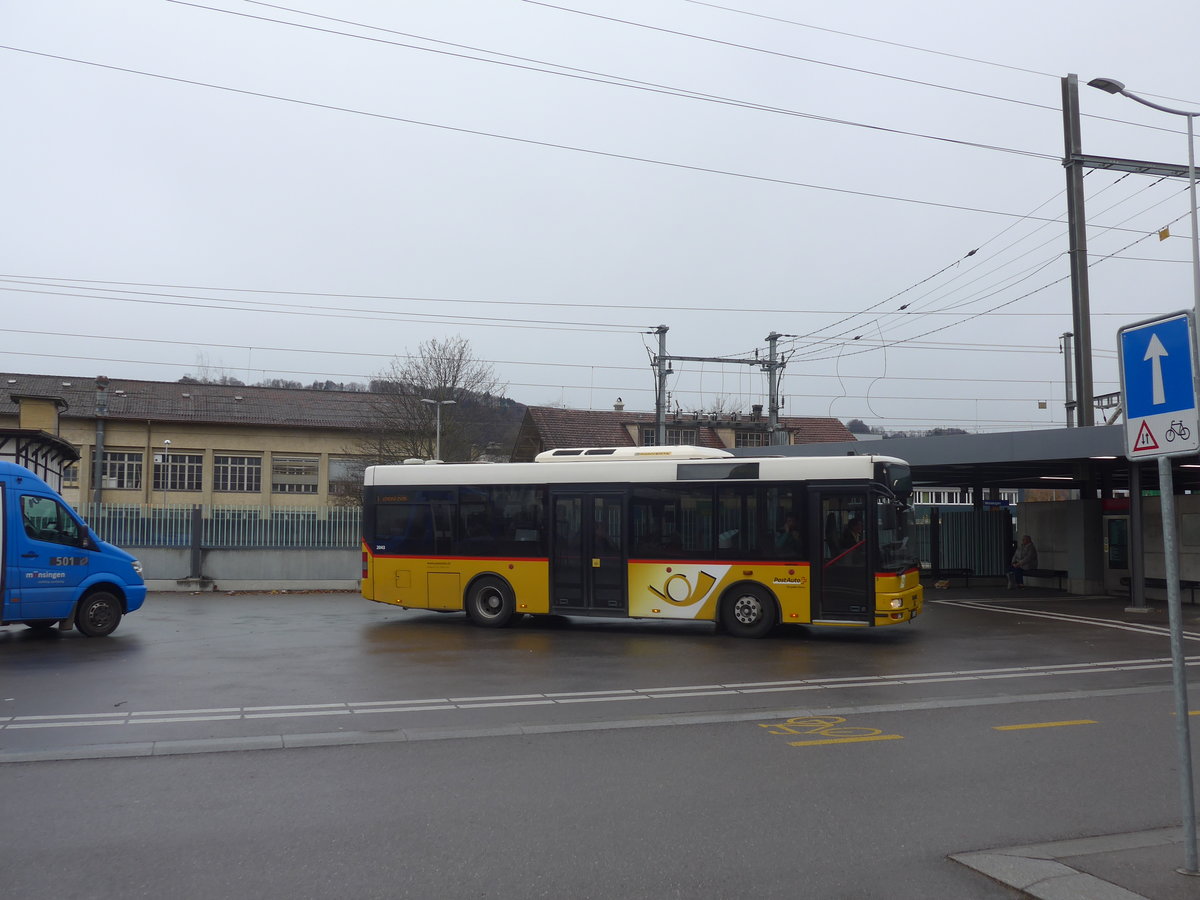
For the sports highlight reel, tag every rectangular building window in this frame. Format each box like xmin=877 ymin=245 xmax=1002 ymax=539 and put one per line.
xmin=214 ymin=455 xmax=262 ymax=493
xmin=101 ymin=451 xmax=143 ymax=490
xmin=640 ymin=427 xmax=699 ymax=446
xmin=62 ymin=463 xmax=80 ymax=488
xmin=328 ymin=456 xmax=366 ymax=497
xmin=154 ymin=452 xmax=203 ymax=492
xmin=734 ymin=431 xmax=768 ymax=447
xmin=272 ymin=455 xmax=319 ymax=494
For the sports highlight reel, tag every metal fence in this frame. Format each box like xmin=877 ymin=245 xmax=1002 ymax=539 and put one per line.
xmin=76 ymin=503 xmax=363 ymax=549
xmin=76 ymin=501 xmax=1014 ymax=570
xmin=913 ymin=505 xmax=1014 ymax=577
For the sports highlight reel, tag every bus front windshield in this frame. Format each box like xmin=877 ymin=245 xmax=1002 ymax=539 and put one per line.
xmin=875 ymin=499 xmax=916 ymax=571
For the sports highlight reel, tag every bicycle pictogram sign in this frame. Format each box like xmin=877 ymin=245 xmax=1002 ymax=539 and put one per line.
xmin=1166 ymin=419 xmax=1192 ymax=442
xmin=758 ymin=715 xmax=903 ymax=746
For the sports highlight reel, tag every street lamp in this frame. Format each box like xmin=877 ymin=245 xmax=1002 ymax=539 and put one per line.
xmin=1088 ymin=76 xmax=1200 ymax=878
xmin=1088 ymin=78 xmax=1200 ymax=323
xmin=420 ymin=398 xmax=456 ymax=461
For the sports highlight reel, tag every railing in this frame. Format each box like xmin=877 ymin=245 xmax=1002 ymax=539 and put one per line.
xmin=912 ymin=505 xmax=1013 ymax=577
xmin=76 ymin=503 xmax=362 ymax=549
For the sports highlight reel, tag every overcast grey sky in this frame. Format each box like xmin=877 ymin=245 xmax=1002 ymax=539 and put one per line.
xmin=2 ymin=0 xmax=1198 ymax=432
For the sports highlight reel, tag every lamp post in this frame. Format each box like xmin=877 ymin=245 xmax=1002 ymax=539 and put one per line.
xmin=1087 ymin=78 xmax=1200 ymax=321
xmin=420 ymin=398 xmax=456 ymax=461
xmin=1089 ymin=76 xmax=1200 ymax=878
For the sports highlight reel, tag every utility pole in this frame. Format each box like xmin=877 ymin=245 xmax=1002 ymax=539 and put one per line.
xmin=92 ymin=375 xmax=109 ymax=505
xmin=651 ymin=329 xmax=791 ymax=445
xmin=1062 ymin=74 xmax=1096 ymax=426
xmin=654 ymin=325 xmax=670 ymax=445
xmin=1059 ymin=73 xmax=1200 ymax=427
xmin=1061 ymin=332 xmax=1076 ymax=427
xmin=765 ymin=332 xmax=785 ymax=444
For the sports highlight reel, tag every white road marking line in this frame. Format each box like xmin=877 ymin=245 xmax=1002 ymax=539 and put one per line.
xmin=9 ymin=720 xmax=129 ymax=729
xmin=552 ymin=694 xmax=649 ymax=704
xmin=349 ymin=699 xmax=451 ymax=707
xmin=5 ymin=656 xmax=1190 ymax=732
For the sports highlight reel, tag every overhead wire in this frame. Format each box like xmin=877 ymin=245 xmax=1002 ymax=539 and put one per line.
xmin=679 ymin=0 xmax=1056 ymax=78
xmin=522 ymin=0 xmax=1190 ymax=137
xmin=5 ymin=2 xmax=1186 ymax=425
xmin=678 ymin=0 xmax=1200 ymax=109
xmin=750 ymin=171 xmax=1191 ymax=367
xmin=0 ymin=283 xmax=646 ymax=334
xmin=0 ymin=42 xmax=1104 ymax=229
xmin=204 ymin=0 xmax=1058 ymax=162
xmin=0 ymin=274 xmax=1163 ymax=317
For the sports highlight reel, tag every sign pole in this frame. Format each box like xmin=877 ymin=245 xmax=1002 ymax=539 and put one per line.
xmin=1159 ymin=456 xmax=1199 ymax=874
xmin=1120 ymin=310 xmax=1200 ymax=874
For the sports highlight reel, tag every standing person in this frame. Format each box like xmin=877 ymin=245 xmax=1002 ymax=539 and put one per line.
xmin=1008 ymin=534 xmax=1038 ymax=588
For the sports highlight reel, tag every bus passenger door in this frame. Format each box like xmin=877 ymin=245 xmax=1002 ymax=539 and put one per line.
xmin=814 ymin=491 xmax=872 ymax=623
xmin=550 ymin=492 xmax=627 ymax=614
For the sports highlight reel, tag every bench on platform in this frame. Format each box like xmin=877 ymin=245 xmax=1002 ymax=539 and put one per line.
xmin=1119 ymin=576 xmax=1200 ymax=604
xmin=1022 ymin=568 xmax=1068 ymax=590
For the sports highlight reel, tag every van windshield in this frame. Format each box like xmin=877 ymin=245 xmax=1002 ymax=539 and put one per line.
xmin=21 ymin=495 xmax=84 ymax=547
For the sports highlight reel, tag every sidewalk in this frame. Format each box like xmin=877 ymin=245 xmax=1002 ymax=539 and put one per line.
xmin=937 ymin=582 xmax=1200 ymax=897
xmin=952 ymin=828 xmax=1199 ymax=900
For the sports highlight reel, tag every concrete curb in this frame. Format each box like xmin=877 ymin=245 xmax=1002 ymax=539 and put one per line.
xmin=951 ymin=828 xmax=1185 ymax=900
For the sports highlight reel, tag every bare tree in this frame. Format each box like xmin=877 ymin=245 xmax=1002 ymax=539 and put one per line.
xmin=365 ymin=336 xmax=509 ymax=462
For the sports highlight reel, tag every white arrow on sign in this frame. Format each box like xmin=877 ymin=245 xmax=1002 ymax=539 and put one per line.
xmin=1145 ymin=332 xmax=1168 ymax=405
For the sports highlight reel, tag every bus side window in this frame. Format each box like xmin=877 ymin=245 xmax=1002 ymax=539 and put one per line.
xmin=376 ymin=503 xmax=435 ymax=554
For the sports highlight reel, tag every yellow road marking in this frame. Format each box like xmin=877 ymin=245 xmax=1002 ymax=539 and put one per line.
xmin=994 ymin=720 xmax=1097 ymax=731
xmin=788 ymin=734 xmax=903 ymax=746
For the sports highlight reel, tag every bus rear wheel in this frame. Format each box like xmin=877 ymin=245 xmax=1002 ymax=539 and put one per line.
xmin=466 ymin=578 xmax=517 ymax=628
xmin=720 ymin=585 xmax=777 ymax=639
xmin=75 ymin=591 xmax=123 ymax=637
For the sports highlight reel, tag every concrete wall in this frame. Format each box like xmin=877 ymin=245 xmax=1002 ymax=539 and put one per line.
xmin=1021 ymin=496 xmax=1200 ymax=598
xmin=139 ymin=548 xmax=359 ymax=592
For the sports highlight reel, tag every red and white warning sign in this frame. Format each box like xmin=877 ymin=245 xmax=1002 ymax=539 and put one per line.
xmin=1132 ymin=421 xmax=1159 ymax=452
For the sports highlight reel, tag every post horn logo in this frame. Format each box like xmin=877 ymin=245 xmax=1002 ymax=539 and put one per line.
xmin=648 ymin=570 xmax=718 ymax=606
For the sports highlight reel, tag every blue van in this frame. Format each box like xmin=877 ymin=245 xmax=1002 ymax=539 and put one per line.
xmin=0 ymin=461 xmax=146 ymax=636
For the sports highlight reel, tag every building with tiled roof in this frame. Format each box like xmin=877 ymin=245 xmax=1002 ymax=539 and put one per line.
xmin=0 ymin=372 xmax=385 ymax=508
xmin=2 ymin=372 xmax=855 ymax=506
xmin=511 ymin=402 xmax=855 ymax=461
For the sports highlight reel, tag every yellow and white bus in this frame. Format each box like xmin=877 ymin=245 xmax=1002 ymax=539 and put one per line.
xmin=361 ymin=446 xmax=923 ymax=637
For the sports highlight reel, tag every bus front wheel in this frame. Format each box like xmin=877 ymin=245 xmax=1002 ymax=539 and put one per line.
xmin=75 ymin=591 xmax=123 ymax=637
xmin=720 ymin=585 xmax=777 ymax=639
xmin=466 ymin=578 xmax=517 ymax=628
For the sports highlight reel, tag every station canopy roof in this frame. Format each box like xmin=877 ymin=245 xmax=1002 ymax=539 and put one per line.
xmin=731 ymin=425 xmax=1200 ymax=493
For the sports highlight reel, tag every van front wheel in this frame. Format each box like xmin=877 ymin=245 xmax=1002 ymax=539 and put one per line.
xmin=75 ymin=591 xmax=123 ymax=637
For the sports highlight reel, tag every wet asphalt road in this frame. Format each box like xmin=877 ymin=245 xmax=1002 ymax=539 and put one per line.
xmin=1 ymin=588 xmax=1198 ymax=898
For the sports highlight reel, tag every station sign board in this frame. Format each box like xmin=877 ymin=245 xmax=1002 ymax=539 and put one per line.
xmin=1118 ymin=311 xmax=1200 ymax=460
